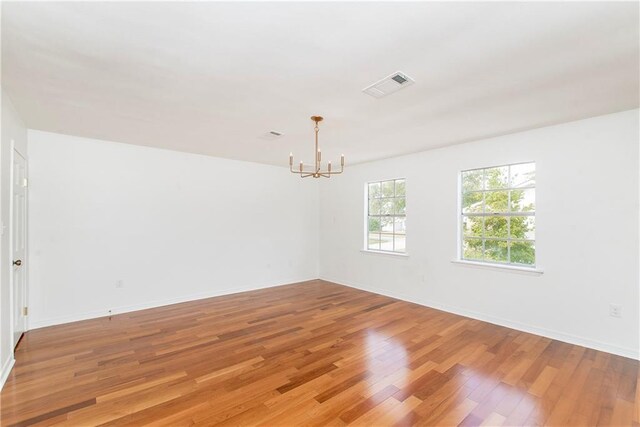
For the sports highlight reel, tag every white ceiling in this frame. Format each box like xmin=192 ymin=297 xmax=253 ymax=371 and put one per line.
xmin=2 ymin=2 xmax=638 ymax=166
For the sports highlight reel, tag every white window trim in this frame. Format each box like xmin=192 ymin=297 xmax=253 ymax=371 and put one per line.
xmin=363 ymin=178 xmax=407 ymax=255
xmin=451 ymin=259 xmax=543 ymax=275
xmin=361 ymin=249 xmax=409 ymax=257
xmin=458 ymin=162 xmax=536 ymax=268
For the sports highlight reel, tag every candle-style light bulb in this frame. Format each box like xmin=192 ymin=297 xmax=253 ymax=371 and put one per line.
xmin=299 ymin=161 xmax=303 ymax=173
xmin=328 ymin=161 xmax=332 ymax=173
xmin=341 ymin=154 xmax=345 ymax=166
xmin=289 ymin=153 xmax=293 ymax=166
xmin=317 ymin=149 xmax=321 ymax=162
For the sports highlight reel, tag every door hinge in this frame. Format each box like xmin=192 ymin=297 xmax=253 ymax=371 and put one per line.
xmin=23 ymin=307 xmax=28 ymax=316
xmin=22 ymin=178 xmax=28 ymax=188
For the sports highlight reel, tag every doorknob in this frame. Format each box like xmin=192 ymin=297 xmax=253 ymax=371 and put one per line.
xmin=13 ymin=259 xmax=22 ymax=266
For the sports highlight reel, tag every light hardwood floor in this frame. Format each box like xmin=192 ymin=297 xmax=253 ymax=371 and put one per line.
xmin=1 ymin=280 xmax=638 ymax=426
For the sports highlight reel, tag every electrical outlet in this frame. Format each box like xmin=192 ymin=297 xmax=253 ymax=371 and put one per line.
xmin=609 ymin=303 xmax=622 ymax=318
xmin=116 ymin=280 xmax=124 ymax=289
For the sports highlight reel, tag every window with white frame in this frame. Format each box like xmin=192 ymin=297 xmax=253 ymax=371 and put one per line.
xmin=367 ymin=178 xmax=406 ymax=253
xmin=460 ymin=162 xmax=535 ymax=266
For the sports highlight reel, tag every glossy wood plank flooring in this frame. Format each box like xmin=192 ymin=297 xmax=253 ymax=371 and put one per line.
xmin=1 ymin=280 xmax=638 ymax=426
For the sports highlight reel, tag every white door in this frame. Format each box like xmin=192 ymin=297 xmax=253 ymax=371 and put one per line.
xmin=12 ymin=149 xmax=27 ymax=347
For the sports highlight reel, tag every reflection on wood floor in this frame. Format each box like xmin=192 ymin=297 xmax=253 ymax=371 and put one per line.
xmin=1 ymin=280 xmax=638 ymax=426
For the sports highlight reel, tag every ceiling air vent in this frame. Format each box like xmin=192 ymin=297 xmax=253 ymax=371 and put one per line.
xmin=362 ymin=71 xmax=415 ymax=98
xmin=259 ymin=130 xmax=284 ymax=140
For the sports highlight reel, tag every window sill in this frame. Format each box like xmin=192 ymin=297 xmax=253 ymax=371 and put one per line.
xmin=451 ymin=259 xmax=543 ymax=275
xmin=361 ymin=249 xmax=409 ymax=258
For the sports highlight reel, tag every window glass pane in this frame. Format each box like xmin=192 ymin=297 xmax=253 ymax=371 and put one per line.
xmin=368 ymin=233 xmax=381 ymax=250
xmin=484 ymin=166 xmax=509 ymax=190
xmin=463 ymin=238 xmax=483 ymax=261
xmin=484 ymin=191 xmax=509 ymax=213
xmin=510 ymin=189 xmax=535 ymax=212
xmin=395 ymin=179 xmax=406 ymax=197
xmin=484 ymin=239 xmax=508 ymax=263
xmin=394 ymin=235 xmax=406 ymax=252
xmin=380 ymin=232 xmax=394 ymax=251
xmin=462 ymin=216 xmax=482 ymax=237
xmin=484 ymin=216 xmax=509 ymax=238
xmin=394 ymin=217 xmax=406 ymax=235
xmin=394 ymin=197 xmax=406 ymax=215
xmin=367 ymin=178 xmax=408 ymax=254
xmin=510 ymin=216 xmax=535 ymax=240
xmin=368 ymin=182 xmax=381 ymax=198
xmin=510 ymin=241 xmax=535 ymax=265
xmin=380 ymin=217 xmax=393 ymax=233
xmin=382 ymin=181 xmax=394 ymax=197
xmin=380 ymin=199 xmax=394 ymax=215
xmin=368 ymin=217 xmax=381 ymax=233
xmin=368 ymin=199 xmax=381 ymax=215
xmin=462 ymin=170 xmax=483 ymax=192
xmin=462 ymin=192 xmax=483 ymax=214
xmin=460 ymin=163 xmax=535 ymax=267
xmin=510 ymin=163 xmax=535 ymax=188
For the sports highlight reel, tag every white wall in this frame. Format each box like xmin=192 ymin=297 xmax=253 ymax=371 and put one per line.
xmin=319 ymin=109 xmax=640 ymax=359
xmin=28 ymin=131 xmax=319 ymax=328
xmin=21 ymin=109 xmax=640 ymax=363
xmin=1 ymin=90 xmax=28 ymax=387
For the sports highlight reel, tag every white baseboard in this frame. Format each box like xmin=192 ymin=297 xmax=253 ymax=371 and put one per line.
xmin=29 ymin=277 xmax=317 ymax=330
xmin=0 ymin=356 xmax=15 ymax=390
xmin=27 ymin=275 xmax=639 ymax=360
xmin=322 ymin=276 xmax=640 ymax=361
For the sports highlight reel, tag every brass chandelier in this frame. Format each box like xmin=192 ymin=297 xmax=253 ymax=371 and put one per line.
xmin=289 ymin=116 xmax=344 ymax=178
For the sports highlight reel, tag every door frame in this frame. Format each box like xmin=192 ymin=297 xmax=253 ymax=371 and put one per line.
xmin=9 ymin=142 xmax=28 ymax=348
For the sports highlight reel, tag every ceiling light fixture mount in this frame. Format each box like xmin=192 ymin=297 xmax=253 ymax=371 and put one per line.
xmin=289 ymin=116 xmax=344 ymax=178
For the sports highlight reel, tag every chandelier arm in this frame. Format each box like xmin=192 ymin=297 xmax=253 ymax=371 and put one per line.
xmin=325 ymin=164 xmax=344 ymax=175
xmin=290 ymin=166 xmax=304 ymax=175
xmin=290 ymin=166 xmax=309 ymax=176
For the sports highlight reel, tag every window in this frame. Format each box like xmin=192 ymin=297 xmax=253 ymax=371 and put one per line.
xmin=460 ymin=162 xmax=535 ymax=266
xmin=367 ymin=178 xmax=406 ymax=253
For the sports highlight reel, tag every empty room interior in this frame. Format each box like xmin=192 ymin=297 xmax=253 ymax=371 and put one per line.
xmin=1 ymin=1 xmax=639 ymax=426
